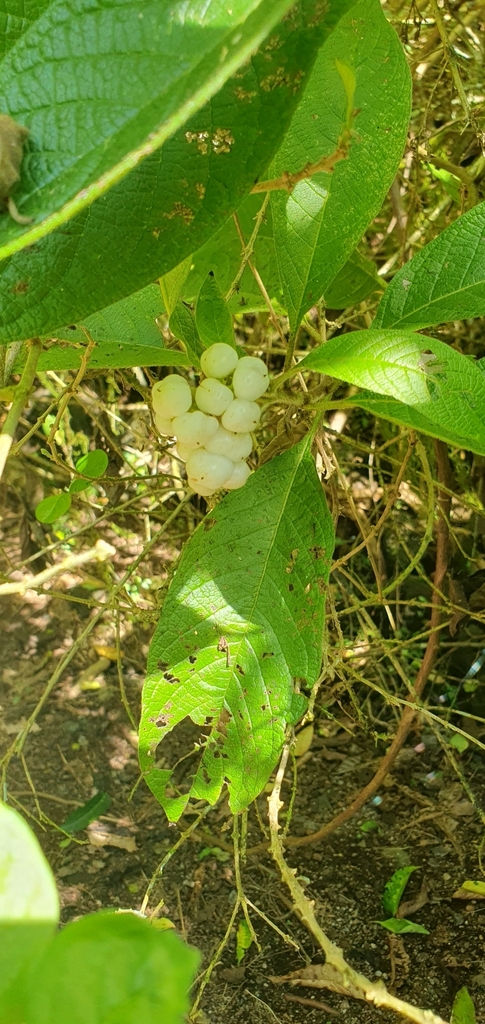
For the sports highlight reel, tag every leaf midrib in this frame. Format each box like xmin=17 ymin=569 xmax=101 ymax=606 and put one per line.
xmin=0 ymin=0 xmax=295 ymax=262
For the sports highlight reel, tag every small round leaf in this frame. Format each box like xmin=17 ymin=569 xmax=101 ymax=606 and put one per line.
xmin=75 ymin=449 xmax=108 ymax=479
xmin=69 ymin=479 xmax=90 ymax=495
xmin=35 ymin=493 xmax=72 ymax=524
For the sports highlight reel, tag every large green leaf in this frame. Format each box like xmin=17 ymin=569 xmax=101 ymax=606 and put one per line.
xmin=374 ymin=202 xmax=485 ymax=330
xmin=139 ymin=440 xmax=334 ymax=820
xmin=0 ymin=802 xmax=59 ymax=1004
xmin=298 ymin=329 xmax=485 ymax=456
xmin=0 ymin=0 xmax=353 ymax=343
xmin=346 ymin=390 xmax=485 ymax=453
xmin=24 ymin=912 xmax=199 ymax=1024
xmin=11 ymin=283 xmax=192 ymax=371
xmin=270 ymin=0 xmax=411 ymax=333
xmin=182 ymin=192 xmax=285 ymax=314
xmin=0 ymin=0 xmax=300 ymax=254
xmin=324 ymin=249 xmax=384 ymax=309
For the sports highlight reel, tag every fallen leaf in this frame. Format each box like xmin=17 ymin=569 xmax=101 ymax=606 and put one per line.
xmin=220 ymin=966 xmax=246 ymax=985
xmin=294 ymin=724 xmax=314 ymax=757
xmin=87 ymin=821 xmax=137 ymax=852
xmin=93 ymin=645 xmax=123 ymax=660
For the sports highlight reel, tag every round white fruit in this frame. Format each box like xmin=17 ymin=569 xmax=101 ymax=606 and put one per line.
xmin=195 ymin=378 xmax=234 ymax=416
xmin=204 ymin=426 xmax=252 ymax=462
xmin=175 ymin=442 xmax=195 ymax=462
xmin=200 ymin=343 xmax=238 ymax=379
xmin=232 ymin=358 xmax=269 ymax=401
xmin=152 ymin=375 xmax=192 ymax=418
xmin=186 ymin=450 xmax=234 ymax=492
xmin=172 ymin=410 xmax=218 ymax=448
xmin=222 ymin=399 xmax=261 ymax=433
xmin=224 ymin=461 xmax=251 ymax=490
xmin=154 ymin=411 xmax=174 ymax=436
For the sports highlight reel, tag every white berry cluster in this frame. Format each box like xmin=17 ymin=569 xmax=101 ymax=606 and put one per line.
xmin=151 ymin=342 xmax=269 ymax=497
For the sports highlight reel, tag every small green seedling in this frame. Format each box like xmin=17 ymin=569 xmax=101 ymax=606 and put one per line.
xmin=451 ymin=986 xmax=476 ymax=1024
xmin=236 ymin=919 xmax=253 ymax=964
xmin=378 ymin=866 xmax=429 ymax=935
xmin=35 ymin=449 xmax=108 ymax=523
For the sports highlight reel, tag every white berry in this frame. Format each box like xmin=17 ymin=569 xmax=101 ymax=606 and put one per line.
xmin=222 ymin=399 xmax=261 ymax=433
xmin=154 ymin=411 xmax=174 ymax=436
xmin=204 ymin=426 xmax=252 ymax=462
xmin=200 ymin=343 xmax=238 ymax=379
xmin=224 ymin=461 xmax=251 ymax=490
xmin=175 ymin=442 xmax=195 ymax=462
xmin=186 ymin=450 xmax=234 ymax=492
xmin=172 ymin=410 xmax=218 ymax=448
xmin=232 ymin=357 xmax=269 ymax=401
xmin=195 ymin=378 xmax=234 ymax=416
xmin=152 ymin=375 xmax=192 ymax=418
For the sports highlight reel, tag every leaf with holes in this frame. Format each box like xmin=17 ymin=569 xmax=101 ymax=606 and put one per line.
xmin=139 ymin=439 xmax=334 ymax=820
xmin=0 ymin=0 xmax=353 ymax=343
xmin=270 ymin=0 xmax=411 ymax=333
xmin=0 ymin=0 xmax=302 ymax=253
xmin=374 ymin=201 xmax=485 ymax=330
xmin=298 ymin=329 xmax=485 ymax=456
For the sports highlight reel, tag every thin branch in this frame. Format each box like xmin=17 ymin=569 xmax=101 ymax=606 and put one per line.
xmin=251 ymin=135 xmax=351 ymax=195
xmin=268 ymin=742 xmax=450 ymax=1024
xmin=0 ymin=539 xmax=115 ymax=596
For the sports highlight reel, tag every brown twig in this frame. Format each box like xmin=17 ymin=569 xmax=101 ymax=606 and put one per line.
xmin=251 ymin=136 xmax=351 ymax=195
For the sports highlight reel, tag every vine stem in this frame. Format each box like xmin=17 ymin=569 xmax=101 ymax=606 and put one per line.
xmin=268 ymin=742 xmax=450 ymax=1024
xmin=0 ymin=338 xmax=42 ymax=481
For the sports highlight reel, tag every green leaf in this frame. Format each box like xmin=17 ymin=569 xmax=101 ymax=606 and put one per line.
xmin=50 ymin=285 xmax=167 ymax=347
xmin=182 ymin=193 xmax=285 ymax=315
xmin=379 ymin=918 xmax=429 ymax=935
xmin=75 ymin=450 xmax=109 ymax=480
xmin=60 ymin=793 xmax=111 ymax=835
xmin=0 ymin=0 xmax=301 ymax=256
xmin=427 ymin=163 xmax=461 ymax=204
xmin=160 ymin=258 xmax=193 ymax=318
xmin=24 ymin=911 xmax=199 ymax=1024
xmin=460 ymin=880 xmax=485 ymax=896
xmin=298 ymin=329 xmax=485 ymax=456
xmin=324 ymin=250 xmax=384 ymax=309
xmin=0 ymin=802 xmax=59 ymax=1003
xmin=195 ymin=273 xmax=235 ymax=349
xmin=236 ymin=920 xmax=253 ymax=964
xmin=345 ymin=390 xmax=484 ymax=453
xmin=452 ymin=987 xmax=477 ymax=1024
xmin=374 ymin=202 xmax=485 ymax=330
xmin=270 ymin=0 xmax=411 ymax=333
xmin=68 ymin=479 xmax=91 ymax=495
xmin=449 ymin=733 xmax=469 ymax=753
xmin=35 ymin=492 xmax=72 ymax=524
xmin=169 ymin=303 xmax=203 ymax=367
xmin=0 ymin=0 xmax=343 ymax=343
xmin=382 ymin=865 xmax=418 ymax=916
xmin=35 ymin=343 xmax=189 ymax=374
xmin=139 ymin=439 xmax=334 ymax=820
